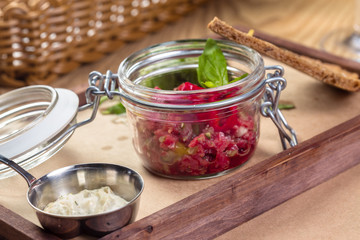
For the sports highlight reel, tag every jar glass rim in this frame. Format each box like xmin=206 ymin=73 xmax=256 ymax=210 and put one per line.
xmin=117 ymin=39 xmax=265 ymax=109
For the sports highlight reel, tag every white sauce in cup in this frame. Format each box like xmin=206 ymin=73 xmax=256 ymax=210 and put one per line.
xmin=43 ymin=186 xmax=128 ymax=216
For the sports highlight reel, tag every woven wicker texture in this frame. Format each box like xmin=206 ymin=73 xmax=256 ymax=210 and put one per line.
xmin=0 ymin=0 xmax=208 ymax=87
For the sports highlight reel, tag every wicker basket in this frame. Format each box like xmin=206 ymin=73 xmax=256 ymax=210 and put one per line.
xmin=0 ymin=0 xmax=209 ymax=87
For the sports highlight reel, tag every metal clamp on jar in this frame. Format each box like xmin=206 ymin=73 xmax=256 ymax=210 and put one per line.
xmin=0 ymin=39 xmax=297 ymax=180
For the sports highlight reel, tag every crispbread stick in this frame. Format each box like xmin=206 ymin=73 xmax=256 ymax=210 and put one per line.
xmin=208 ymin=17 xmax=360 ymax=92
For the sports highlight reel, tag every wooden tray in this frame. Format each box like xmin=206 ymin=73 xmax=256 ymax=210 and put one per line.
xmin=1 ymin=99 xmax=360 ymax=239
xmin=1 ymin=5 xmax=360 ymax=237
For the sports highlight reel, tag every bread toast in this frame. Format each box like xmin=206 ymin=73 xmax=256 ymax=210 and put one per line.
xmin=208 ymin=17 xmax=360 ymax=92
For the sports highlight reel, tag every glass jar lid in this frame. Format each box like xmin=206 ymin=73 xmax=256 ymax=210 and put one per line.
xmin=0 ymin=85 xmax=79 ymax=179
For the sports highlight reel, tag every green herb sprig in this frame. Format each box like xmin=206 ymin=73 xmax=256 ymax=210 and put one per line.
xmin=102 ymin=102 xmax=126 ymax=115
xmin=197 ymin=38 xmax=229 ymax=88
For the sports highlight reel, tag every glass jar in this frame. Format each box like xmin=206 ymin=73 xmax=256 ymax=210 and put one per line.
xmin=115 ymin=39 xmax=293 ymax=179
xmin=0 ymin=39 xmax=296 ymax=180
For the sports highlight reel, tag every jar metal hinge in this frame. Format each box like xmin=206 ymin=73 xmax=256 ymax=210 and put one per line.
xmin=57 ymin=70 xmax=119 ymax=141
xmin=261 ymin=66 xmax=298 ymax=149
xmin=78 ymin=70 xmax=119 ymax=121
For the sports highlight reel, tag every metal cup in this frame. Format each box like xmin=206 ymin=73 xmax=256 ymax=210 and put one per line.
xmin=0 ymin=155 xmax=144 ymax=238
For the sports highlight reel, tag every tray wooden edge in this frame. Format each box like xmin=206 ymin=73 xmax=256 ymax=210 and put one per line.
xmin=1 ymin=89 xmax=360 ymax=240
xmin=101 ymin=113 xmax=360 ymax=239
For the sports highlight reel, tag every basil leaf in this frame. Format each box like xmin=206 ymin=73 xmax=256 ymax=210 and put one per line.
xmin=229 ymin=73 xmax=249 ymax=84
xmin=278 ymin=100 xmax=295 ymax=110
xmin=102 ymin=102 xmax=126 ymax=115
xmin=197 ymin=38 xmax=229 ymax=88
xmin=278 ymin=103 xmax=295 ymax=110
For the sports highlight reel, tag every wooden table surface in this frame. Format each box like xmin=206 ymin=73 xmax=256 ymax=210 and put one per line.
xmin=2 ymin=0 xmax=360 ymax=239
